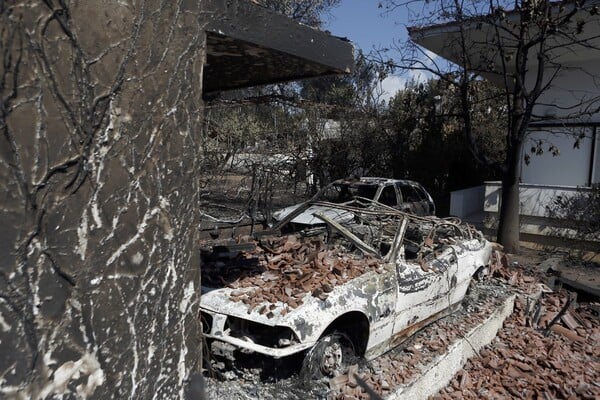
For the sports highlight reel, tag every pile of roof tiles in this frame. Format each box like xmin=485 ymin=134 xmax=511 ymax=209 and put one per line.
xmin=489 ymin=251 xmax=546 ymax=294
xmin=202 ymin=234 xmax=382 ymax=316
xmin=327 ymin=254 xmax=599 ymax=400
xmin=435 ymin=290 xmax=599 ymax=399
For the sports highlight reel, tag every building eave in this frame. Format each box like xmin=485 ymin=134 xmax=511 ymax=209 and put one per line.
xmin=408 ymin=0 xmax=600 ymax=80
xmin=203 ymin=0 xmax=355 ymax=96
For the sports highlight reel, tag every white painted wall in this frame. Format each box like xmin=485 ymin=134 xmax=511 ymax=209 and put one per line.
xmin=480 ymin=181 xmax=596 ymax=239
xmin=483 ymin=181 xmax=591 ymax=217
xmin=520 ymin=56 xmax=600 ymax=187
xmin=449 ymin=185 xmax=485 ymax=218
xmin=449 ymin=181 xmax=595 ymax=239
xmin=532 ymin=59 xmax=600 ymax=123
xmin=520 ymin=128 xmax=597 ymax=186
xmin=449 ymin=182 xmax=586 ymax=220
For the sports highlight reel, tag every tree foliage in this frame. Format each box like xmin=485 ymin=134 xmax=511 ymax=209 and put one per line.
xmin=256 ymin=0 xmax=341 ymax=26
xmin=306 ymin=73 xmax=506 ymax=214
xmin=205 ymin=2 xmax=511 ymax=220
xmin=204 ymin=48 xmax=508 ymax=218
xmin=385 ymin=78 xmax=505 ymax=209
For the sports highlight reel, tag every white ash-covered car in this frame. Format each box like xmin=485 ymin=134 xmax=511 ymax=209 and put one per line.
xmin=200 ymin=198 xmax=491 ymax=379
xmin=272 ymin=177 xmax=436 ymax=231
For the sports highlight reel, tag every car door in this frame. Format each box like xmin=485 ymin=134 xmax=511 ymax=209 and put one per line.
xmin=390 ymin=248 xmax=457 ymax=347
xmin=397 ymin=183 xmax=427 ymax=215
xmin=376 ymin=184 xmax=400 ymax=208
xmin=446 ymin=244 xmax=477 ymax=306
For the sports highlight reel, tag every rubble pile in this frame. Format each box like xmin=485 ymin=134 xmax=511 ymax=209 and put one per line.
xmin=327 ymin=283 xmax=514 ymax=399
xmin=328 ymin=258 xmax=599 ymax=400
xmin=436 ymin=295 xmax=599 ymax=399
xmin=201 ymin=235 xmax=382 ymax=315
xmin=490 ymin=251 xmax=546 ymax=294
xmin=435 ymin=270 xmax=600 ymax=399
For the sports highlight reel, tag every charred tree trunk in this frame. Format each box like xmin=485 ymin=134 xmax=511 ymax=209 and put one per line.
xmin=497 ymin=139 xmax=523 ymax=253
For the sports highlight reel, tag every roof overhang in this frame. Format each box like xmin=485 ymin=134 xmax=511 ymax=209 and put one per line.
xmin=203 ymin=0 xmax=354 ymax=96
xmin=409 ymin=1 xmax=600 ymax=85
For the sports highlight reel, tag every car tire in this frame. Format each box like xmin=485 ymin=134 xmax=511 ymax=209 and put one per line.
xmin=300 ymin=332 xmax=355 ymax=381
xmin=466 ymin=266 xmax=488 ymax=296
xmin=474 ymin=266 xmax=489 ymax=281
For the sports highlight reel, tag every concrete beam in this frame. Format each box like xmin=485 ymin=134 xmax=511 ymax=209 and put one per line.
xmin=204 ymin=0 xmax=354 ymax=94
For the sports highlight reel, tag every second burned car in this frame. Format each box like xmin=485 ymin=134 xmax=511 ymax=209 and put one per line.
xmin=271 ymin=177 xmax=436 ymax=231
xmin=200 ymin=197 xmax=492 ymax=379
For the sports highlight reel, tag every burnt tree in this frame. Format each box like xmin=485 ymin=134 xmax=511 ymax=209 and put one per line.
xmin=382 ymin=0 xmax=600 ymax=252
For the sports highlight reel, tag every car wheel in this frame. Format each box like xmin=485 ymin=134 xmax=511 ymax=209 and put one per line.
xmin=474 ymin=266 xmax=489 ymax=281
xmin=301 ymin=332 xmax=355 ymax=381
xmin=466 ymin=266 xmax=488 ymax=296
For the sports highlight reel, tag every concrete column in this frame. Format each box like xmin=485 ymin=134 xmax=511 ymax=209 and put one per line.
xmin=0 ymin=1 xmax=206 ymax=397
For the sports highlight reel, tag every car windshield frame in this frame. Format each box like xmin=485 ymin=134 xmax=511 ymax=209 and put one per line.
xmin=269 ymin=195 xmax=484 ymax=265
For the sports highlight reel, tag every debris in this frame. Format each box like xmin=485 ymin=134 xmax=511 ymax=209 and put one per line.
xmin=347 ymin=365 xmax=359 ymax=388
xmin=458 ymin=370 xmax=470 ymax=388
xmin=329 ymin=374 xmax=349 ymax=391
xmin=201 ymin=235 xmax=383 ymax=310
xmin=542 ymin=293 xmax=574 ymax=335
xmin=538 ymin=256 xmax=564 ymax=273
xmin=435 ymin=252 xmax=600 ymax=400
xmin=561 ymin=311 xmax=581 ymax=330
xmin=549 ymin=324 xmax=585 ymax=343
xmin=201 ymin=199 xmax=599 ymax=400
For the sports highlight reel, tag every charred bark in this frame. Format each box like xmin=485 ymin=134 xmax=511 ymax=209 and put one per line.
xmin=0 ymin=1 xmax=207 ymax=398
xmin=497 ymin=141 xmax=523 ymax=253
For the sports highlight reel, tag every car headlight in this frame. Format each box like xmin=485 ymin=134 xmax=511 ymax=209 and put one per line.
xmin=225 ymin=316 xmax=299 ymax=348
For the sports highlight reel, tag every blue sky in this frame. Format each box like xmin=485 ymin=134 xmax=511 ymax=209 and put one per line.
xmin=323 ymin=1 xmax=433 ymax=101
xmin=324 ymin=2 xmax=408 ymax=54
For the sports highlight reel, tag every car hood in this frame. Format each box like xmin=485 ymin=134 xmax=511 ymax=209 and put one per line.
xmin=273 ymin=204 xmax=354 ymax=226
xmin=200 ymin=267 xmax=394 ymax=342
xmin=200 ymin=285 xmax=334 ymax=342
xmin=201 ymin=286 xmax=313 ymax=324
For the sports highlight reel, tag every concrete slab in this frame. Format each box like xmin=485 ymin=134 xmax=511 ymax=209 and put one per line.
xmin=550 ymin=269 xmax=600 ymax=299
xmin=326 ymin=282 xmax=525 ymax=399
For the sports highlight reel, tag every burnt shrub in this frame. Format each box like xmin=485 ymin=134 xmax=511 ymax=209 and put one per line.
xmin=546 ymin=184 xmax=600 ymax=240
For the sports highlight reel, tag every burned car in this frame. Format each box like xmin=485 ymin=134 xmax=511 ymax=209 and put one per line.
xmin=272 ymin=177 xmax=436 ymax=231
xmin=200 ymin=198 xmax=491 ymax=379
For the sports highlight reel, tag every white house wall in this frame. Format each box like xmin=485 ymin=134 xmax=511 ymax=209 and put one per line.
xmin=521 ymin=56 xmax=600 ymax=187
xmin=449 ymin=186 xmax=486 ymax=217
xmin=483 ymin=182 xmax=591 ymax=217
xmin=531 ymin=59 xmax=600 ymax=122
xmin=521 ymin=128 xmax=597 ymax=186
